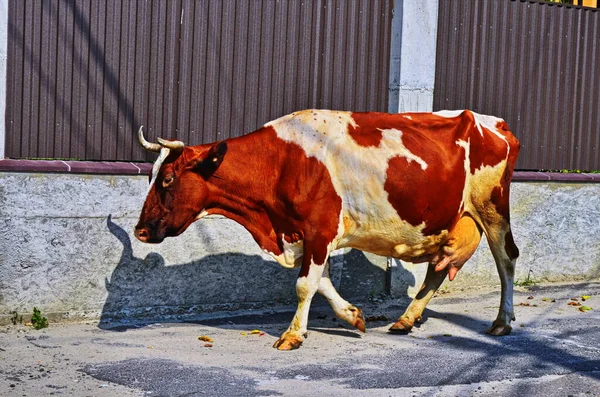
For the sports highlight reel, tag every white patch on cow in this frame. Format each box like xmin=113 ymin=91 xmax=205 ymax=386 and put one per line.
xmin=464 ymin=159 xmax=508 ymax=228
xmin=264 ymin=249 xmax=282 ymax=264
xmin=268 ymin=254 xmax=284 ymax=267
xmin=454 ymin=137 xmax=507 ymax=227
xmin=434 ymin=109 xmax=464 ymax=119
xmin=281 ymin=237 xmax=304 ymax=268
xmin=456 ymin=139 xmax=471 ymax=213
xmin=269 ymin=251 xmax=292 ymax=268
xmin=318 ymin=273 xmax=356 ymax=324
xmin=380 ymin=129 xmax=427 ymax=170
xmin=265 ymin=236 xmax=304 ymax=269
xmin=473 ymin=112 xmax=509 ymax=146
xmin=436 ymin=110 xmax=510 ymax=153
xmin=266 ymin=110 xmax=435 ymax=258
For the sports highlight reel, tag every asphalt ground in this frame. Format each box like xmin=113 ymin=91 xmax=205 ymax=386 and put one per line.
xmin=1 ymin=281 xmax=599 ymax=397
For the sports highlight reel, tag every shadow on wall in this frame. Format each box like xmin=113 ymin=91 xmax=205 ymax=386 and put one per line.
xmin=100 ymin=216 xmax=415 ymax=330
xmin=100 ymin=216 xmax=297 ymax=329
xmin=338 ymin=249 xmax=415 ymax=301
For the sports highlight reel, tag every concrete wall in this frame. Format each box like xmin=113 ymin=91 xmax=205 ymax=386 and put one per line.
xmin=0 ymin=172 xmax=388 ymax=325
xmin=1 ymin=172 xmax=599 ymax=325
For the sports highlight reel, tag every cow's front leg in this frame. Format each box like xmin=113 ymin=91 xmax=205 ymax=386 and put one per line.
xmin=318 ymin=260 xmax=365 ymax=332
xmin=390 ymin=263 xmax=448 ymax=333
xmin=274 ymin=253 xmax=326 ymax=350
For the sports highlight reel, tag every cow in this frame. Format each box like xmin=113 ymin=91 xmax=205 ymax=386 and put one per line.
xmin=134 ymin=109 xmax=520 ymax=350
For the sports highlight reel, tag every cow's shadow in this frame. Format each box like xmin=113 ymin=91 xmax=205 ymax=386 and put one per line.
xmin=100 ymin=216 xmax=413 ymax=334
xmin=101 ymin=216 xmax=296 ymax=332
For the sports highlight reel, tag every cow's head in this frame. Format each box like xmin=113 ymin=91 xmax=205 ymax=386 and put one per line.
xmin=134 ymin=126 xmax=227 ymax=243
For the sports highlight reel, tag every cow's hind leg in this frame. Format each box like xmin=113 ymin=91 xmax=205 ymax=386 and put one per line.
xmin=317 ymin=260 xmax=366 ymax=332
xmin=477 ymin=171 xmax=520 ymax=336
xmin=390 ymin=215 xmax=482 ymax=333
xmin=483 ymin=220 xmax=519 ymax=336
xmin=389 ymin=263 xmax=448 ymax=333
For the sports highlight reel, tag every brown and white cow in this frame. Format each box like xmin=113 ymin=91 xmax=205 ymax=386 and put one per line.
xmin=135 ymin=109 xmax=520 ymax=350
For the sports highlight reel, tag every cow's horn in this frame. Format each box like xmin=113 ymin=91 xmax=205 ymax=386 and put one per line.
xmin=137 ymin=126 xmax=161 ymax=153
xmin=157 ymin=137 xmax=185 ymax=150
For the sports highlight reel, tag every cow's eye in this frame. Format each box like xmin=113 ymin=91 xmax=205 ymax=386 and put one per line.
xmin=162 ymin=175 xmax=175 ymax=188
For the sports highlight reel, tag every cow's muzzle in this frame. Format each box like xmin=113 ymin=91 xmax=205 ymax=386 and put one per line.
xmin=134 ymin=225 xmax=164 ymax=244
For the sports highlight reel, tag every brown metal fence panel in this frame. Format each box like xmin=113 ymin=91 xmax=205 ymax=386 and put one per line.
xmin=434 ymin=0 xmax=600 ymax=171
xmin=6 ymin=0 xmax=393 ymax=161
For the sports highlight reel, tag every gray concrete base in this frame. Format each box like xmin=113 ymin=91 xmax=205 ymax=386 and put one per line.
xmin=1 ymin=172 xmax=599 ymax=324
xmin=0 ymin=173 xmax=387 ymax=325
xmin=395 ymin=88 xmax=435 ymax=113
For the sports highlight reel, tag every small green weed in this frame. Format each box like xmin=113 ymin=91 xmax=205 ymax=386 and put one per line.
xmin=514 ymin=269 xmax=538 ymax=287
xmin=31 ymin=307 xmax=48 ymax=330
xmin=514 ymin=278 xmax=538 ymax=287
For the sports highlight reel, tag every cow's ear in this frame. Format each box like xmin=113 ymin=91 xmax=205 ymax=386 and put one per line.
xmin=194 ymin=141 xmax=228 ymax=178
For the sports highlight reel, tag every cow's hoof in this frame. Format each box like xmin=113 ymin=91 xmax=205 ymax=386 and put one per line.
xmin=486 ymin=322 xmax=512 ymax=336
xmin=350 ymin=306 xmax=366 ymax=333
xmin=388 ymin=318 xmax=413 ymax=334
xmin=273 ymin=334 xmax=304 ymax=350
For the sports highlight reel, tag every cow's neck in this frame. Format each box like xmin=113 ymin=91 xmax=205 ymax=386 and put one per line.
xmin=203 ymin=131 xmax=282 ymax=254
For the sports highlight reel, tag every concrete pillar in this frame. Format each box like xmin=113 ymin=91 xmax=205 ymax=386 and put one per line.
xmin=387 ymin=0 xmax=439 ymax=297
xmin=0 ymin=0 xmax=7 ymax=159
xmin=388 ymin=0 xmax=439 ymax=113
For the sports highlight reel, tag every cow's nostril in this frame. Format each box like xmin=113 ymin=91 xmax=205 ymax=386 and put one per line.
xmin=135 ymin=227 xmax=149 ymax=241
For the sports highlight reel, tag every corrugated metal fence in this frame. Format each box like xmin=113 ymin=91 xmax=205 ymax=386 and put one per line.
xmin=6 ymin=0 xmax=393 ymax=161
xmin=434 ymin=0 xmax=600 ymax=171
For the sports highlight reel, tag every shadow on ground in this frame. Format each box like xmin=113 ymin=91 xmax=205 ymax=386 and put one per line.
xmin=89 ymin=218 xmax=600 ymax=396
xmin=295 ymin=320 xmax=600 ymax=391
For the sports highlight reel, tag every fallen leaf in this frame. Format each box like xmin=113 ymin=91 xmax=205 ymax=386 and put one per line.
xmin=579 ymin=306 xmax=593 ymax=312
xmin=240 ymin=332 xmax=248 ymax=336
xmin=568 ymin=301 xmax=581 ymax=307
xmin=198 ymin=336 xmax=214 ymax=343
xmin=147 ymin=346 xmax=153 ymax=349
xmin=250 ymin=330 xmax=261 ymax=335
xmin=518 ymin=302 xmax=531 ymax=307
xmin=571 ymin=297 xmax=579 ymax=301
xmin=443 ymin=334 xmax=452 ymax=337
xmin=204 ymin=343 xmax=213 ymax=348
xmin=259 ymin=332 xmax=265 ymax=336
xmin=520 ymin=324 xmax=525 ymax=327
xmin=582 ymin=295 xmax=591 ymax=301
xmin=527 ymin=296 xmax=534 ymax=300
xmin=542 ymin=297 xmax=555 ymax=302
